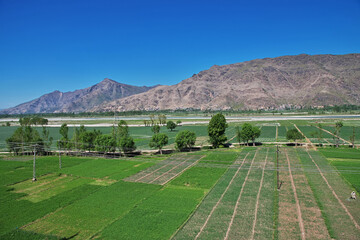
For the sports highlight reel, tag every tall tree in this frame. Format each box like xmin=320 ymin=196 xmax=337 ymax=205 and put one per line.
xmin=286 ymin=128 xmax=304 ymax=146
xmin=152 ymin=124 xmax=160 ymax=134
xmin=250 ymin=126 xmax=261 ymax=146
xmin=58 ymin=123 xmax=69 ymax=150
xmin=95 ymin=134 xmax=116 ymax=154
xmin=175 ymin=130 xmax=196 ymax=151
xmin=208 ymin=113 xmax=228 ymax=148
xmin=166 ymin=121 xmax=177 ymax=131
xmin=149 ymin=133 xmax=168 ymax=154
xmin=349 ymin=126 xmax=356 ymax=148
xmin=334 ymin=121 xmax=343 ymax=147
xmin=119 ymin=135 xmax=136 ymax=154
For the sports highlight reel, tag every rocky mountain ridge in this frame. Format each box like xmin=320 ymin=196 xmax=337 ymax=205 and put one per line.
xmin=2 ymin=53 xmax=360 ymax=114
xmin=1 ymin=78 xmax=157 ymax=114
xmin=92 ymin=53 xmax=360 ymax=112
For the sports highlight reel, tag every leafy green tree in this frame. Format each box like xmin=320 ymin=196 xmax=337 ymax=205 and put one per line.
xmin=175 ymin=130 xmax=196 ymax=151
xmin=166 ymin=121 xmax=177 ymax=131
xmin=77 ymin=126 xmax=101 ymax=151
xmin=349 ymin=126 xmax=356 ymax=148
xmin=149 ymin=133 xmax=168 ymax=154
xmin=94 ymin=134 xmax=116 ymax=153
xmin=58 ymin=123 xmax=69 ymax=150
xmin=176 ymin=120 xmax=182 ymax=126
xmin=236 ymin=123 xmax=261 ymax=146
xmin=118 ymin=120 xmax=129 ymax=139
xmin=286 ymin=128 xmax=304 ymax=146
xmin=6 ymin=126 xmax=44 ymax=155
xmin=334 ymin=121 xmax=343 ymax=147
xmin=239 ymin=123 xmax=253 ymax=146
xmin=250 ymin=126 xmax=261 ymax=146
xmin=42 ymin=126 xmax=53 ymax=153
xmin=119 ymin=135 xmax=136 ymax=154
xmin=152 ymin=124 xmax=160 ymax=134
xmin=208 ymin=113 xmax=228 ymax=148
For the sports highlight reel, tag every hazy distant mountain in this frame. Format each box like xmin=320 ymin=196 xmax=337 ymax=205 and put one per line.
xmin=92 ymin=54 xmax=360 ymax=112
xmin=1 ymin=78 xmax=157 ymax=114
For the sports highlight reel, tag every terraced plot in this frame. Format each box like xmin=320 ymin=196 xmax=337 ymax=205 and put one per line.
xmin=124 ymin=155 xmax=204 ymax=185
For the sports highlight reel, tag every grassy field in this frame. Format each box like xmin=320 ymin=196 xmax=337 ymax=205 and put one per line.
xmin=1 ymin=142 xmax=360 ymax=239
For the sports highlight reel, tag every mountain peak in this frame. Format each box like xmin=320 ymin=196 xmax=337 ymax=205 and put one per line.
xmin=100 ymin=78 xmax=117 ymax=84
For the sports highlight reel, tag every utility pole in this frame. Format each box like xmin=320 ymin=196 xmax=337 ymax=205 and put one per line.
xmin=32 ymin=145 xmax=37 ymax=182
xmin=59 ymin=142 xmax=62 ymax=169
xmin=276 ymin=144 xmax=280 ymax=189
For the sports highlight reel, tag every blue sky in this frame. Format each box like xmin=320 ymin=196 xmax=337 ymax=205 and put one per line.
xmin=0 ymin=0 xmax=359 ymax=109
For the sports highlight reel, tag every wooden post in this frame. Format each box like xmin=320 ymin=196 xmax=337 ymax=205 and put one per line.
xmin=32 ymin=145 xmax=37 ymax=182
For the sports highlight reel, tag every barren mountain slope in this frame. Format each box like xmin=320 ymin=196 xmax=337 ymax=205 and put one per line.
xmin=93 ymin=54 xmax=360 ymax=112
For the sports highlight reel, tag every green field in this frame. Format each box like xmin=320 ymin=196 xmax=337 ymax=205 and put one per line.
xmin=1 ymin=124 xmax=360 ymax=239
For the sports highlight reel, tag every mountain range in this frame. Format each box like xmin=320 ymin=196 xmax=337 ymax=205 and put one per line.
xmin=0 ymin=79 xmax=157 ymax=114
xmin=2 ymin=53 xmax=360 ymax=114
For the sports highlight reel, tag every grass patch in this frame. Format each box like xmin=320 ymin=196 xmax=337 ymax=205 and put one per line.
xmin=97 ymin=186 xmax=205 ymax=240
xmin=24 ymin=181 xmax=161 ymax=239
xmin=169 ymin=166 xmax=227 ymax=190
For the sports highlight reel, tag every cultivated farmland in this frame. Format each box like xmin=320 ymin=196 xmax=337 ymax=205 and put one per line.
xmin=1 ymin=124 xmax=360 ymax=239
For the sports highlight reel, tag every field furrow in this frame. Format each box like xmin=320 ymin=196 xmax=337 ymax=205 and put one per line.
xmin=297 ymin=149 xmax=360 ymax=239
xmin=125 ymin=155 xmax=203 ymax=185
xmin=173 ymin=149 xmax=254 ymax=239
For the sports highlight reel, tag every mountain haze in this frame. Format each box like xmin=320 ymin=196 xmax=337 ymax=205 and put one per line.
xmin=92 ymin=54 xmax=360 ymax=112
xmin=1 ymin=79 xmax=156 ymax=114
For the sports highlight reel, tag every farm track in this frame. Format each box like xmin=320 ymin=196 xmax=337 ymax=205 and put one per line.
xmin=294 ymin=124 xmax=317 ymax=150
xmin=315 ymin=126 xmax=352 ymax=145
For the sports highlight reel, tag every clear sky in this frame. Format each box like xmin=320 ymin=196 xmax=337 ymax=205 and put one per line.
xmin=0 ymin=0 xmax=359 ymax=109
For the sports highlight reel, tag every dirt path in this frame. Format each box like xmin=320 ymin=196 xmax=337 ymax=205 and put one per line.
xmin=306 ymin=151 xmax=360 ymax=230
xmin=194 ymin=151 xmax=254 ymax=240
xmin=294 ymin=124 xmax=317 ymax=150
xmin=285 ymin=150 xmax=305 ymax=240
xmin=224 ymin=148 xmax=258 ymax=240
xmin=250 ymin=148 xmax=269 ymax=240
xmin=315 ymin=126 xmax=352 ymax=145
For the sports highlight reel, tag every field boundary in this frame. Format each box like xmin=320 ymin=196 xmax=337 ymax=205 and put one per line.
xmin=224 ymin=149 xmax=258 ymax=239
xmin=306 ymin=151 xmax=360 ymax=230
xmin=194 ymin=151 xmax=253 ymax=240
xmin=285 ymin=149 xmax=306 ymax=240
xmin=315 ymin=126 xmax=352 ymax=145
xmin=294 ymin=124 xmax=317 ymax=150
xmin=250 ymin=148 xmax=269 ymax=239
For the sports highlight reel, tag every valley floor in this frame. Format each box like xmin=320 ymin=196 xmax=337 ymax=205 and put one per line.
xmin=1 ymin=146 xmax=360 ymax=239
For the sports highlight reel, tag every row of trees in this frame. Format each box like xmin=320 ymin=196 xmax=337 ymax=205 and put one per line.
xmin=6 ymin=117 xmax=53 ymax=155
xmin=57 ymin=121 xmax=136 ymax=154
